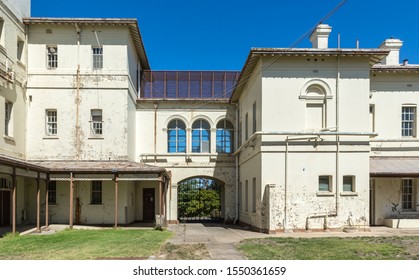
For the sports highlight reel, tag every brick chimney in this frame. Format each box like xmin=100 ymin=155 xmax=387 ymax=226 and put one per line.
xmin=379 ymin=38 xmax=403 ymax=65
xmin=309 ymin=24 xmax=332 ymax=49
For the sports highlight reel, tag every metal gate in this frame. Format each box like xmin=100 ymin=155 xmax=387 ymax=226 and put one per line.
xmin=177 ymin=178 xmax=222 ymax=222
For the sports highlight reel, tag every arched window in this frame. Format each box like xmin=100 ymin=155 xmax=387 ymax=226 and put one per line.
xmin=192 ymin=119 xmax=210 ymax=153
xmin=216 ymin=119 xmax=234 ymax=153
xmin=167 ymin=119 xmax=186 ymax=153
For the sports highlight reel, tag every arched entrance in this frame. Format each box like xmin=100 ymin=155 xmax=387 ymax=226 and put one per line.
xmin=177 ymin=177 xmax=223 ymax=222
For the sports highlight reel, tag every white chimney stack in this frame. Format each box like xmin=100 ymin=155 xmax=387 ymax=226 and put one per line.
xmin=379 ymin=38 xmax=403 ymax=65
xmin=309 ymin=24 xmax=332 ymax=49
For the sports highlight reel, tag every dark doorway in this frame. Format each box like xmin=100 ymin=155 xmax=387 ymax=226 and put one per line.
xmin=177 ymin=177 xmax=223 ymax=223
xmin=0 ymin=191 xmax=11 ymax=226
xmin=143 ymin=188 xmax=155 ymax=222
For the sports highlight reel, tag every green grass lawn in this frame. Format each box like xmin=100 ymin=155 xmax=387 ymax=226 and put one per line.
xmin=0 ymin=228 xmax=172 ymax=260
xmin=237 ymin=236 xmax=419 ymax=260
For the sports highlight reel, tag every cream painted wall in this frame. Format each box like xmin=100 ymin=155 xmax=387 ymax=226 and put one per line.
xmin=370 ymin=72 xmax=419 ymax=156
xmin=26 ymin=23 xmax=139 ymax=161
xmin=372 ymin=178 xmax=419 ymax=225
xmin=0 ymin=3 xmax=27 ymax=159
xmin=136 ymin=101 xmax=237 ymax=222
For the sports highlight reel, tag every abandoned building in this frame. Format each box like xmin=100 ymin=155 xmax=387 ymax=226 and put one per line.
xmin=1 ymin=0 xmax=419 ymax=234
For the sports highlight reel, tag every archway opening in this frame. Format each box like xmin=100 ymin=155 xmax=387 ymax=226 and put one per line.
xmin=177 ymin=177 xmax=223 ymax=223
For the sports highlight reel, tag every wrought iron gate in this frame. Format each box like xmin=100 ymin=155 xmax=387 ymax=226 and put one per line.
xmin=177 ymin=178 xmax=222 ymax=222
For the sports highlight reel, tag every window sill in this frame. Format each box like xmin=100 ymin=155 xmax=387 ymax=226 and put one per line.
xmin=88 ymin=135 xmax=104 ymax=140
xmin=340 ymin=192 xmax=358 ymax=196
xmin=16 ymin=60 xmax=26 ymax=69
xmin=43 ymin=136 xmax=59 ymax=140
xmin=3 ymin=135 xmax=15 ymax=143
xmin=316 ymin=191 xmax=334 ymax=197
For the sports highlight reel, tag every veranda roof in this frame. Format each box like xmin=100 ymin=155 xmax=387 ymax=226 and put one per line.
xmin=370 ymin=157 xmax=419 ymax=177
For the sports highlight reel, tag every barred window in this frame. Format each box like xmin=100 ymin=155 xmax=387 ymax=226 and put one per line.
xmin=47 ymin=46 xmax=58 ymax=68
xmin=92 ymin=47 xmax=103 ymax=69
xmin=90 ymin=109 xmax=103 ymax=135
xmin=91 ymin=181 xmax=102 ymax=205
xmin=402 ymin=106 xmax=416 ymax=137
xmin=48 ymin=181 xmax=56 ymax=204
xmin=402 ymin=179 xmax=414 ymax=211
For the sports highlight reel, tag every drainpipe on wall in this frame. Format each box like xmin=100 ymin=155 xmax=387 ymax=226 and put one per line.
xmin=335 ymin=54 xmax=341 ymax=220
xmin=234 ymin=103 xmax=239 ymax=224
xmin=75 ymin=24 xmax=82 ymax=160
xmin=153 ymin=103 xmax=158 ymax=157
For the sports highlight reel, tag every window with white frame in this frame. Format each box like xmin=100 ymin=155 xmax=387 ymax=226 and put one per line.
xmin=343 ymin=176 xmax=355 ymax=192
xmin=402 ymin=179 xmax=414 ymax=211
xmin=4 ymin=101 xmax=12 ymax=136
xmin=167 ymin=119 xmax=186 ymax=153
xmin=92 ymin=47 xmax=103 ymax=69
xmin=90 ymin=109 xmax=103 ymax=135
xmin=216 ymin=119 xmax=234 ymax=153
xmin=319 ymin=175 xmax=332 ymax=192
xmin=17 ymin=38 xmax=25 ymax=62
xmin=0 ymin=19 xmax=4 ymax=47
xmin=45 ymin=109 xmax=57 ymax=136
xmin=91 ymin=181 xmax=102 ymax=204
xmin=47 ymin=46 xmax=58 ymax=68
xmin=402 ymin=106 xmax=416 ymax=137
xmin=192 ymin=119 xmax=210 ymax=153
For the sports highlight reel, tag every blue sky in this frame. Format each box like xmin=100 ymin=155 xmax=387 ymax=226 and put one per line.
xmin=31 ymin=0 xmax=419 ymax=70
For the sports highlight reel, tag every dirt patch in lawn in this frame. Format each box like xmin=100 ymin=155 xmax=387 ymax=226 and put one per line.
xmin=157 ymin=243 xmax=211 ymax=260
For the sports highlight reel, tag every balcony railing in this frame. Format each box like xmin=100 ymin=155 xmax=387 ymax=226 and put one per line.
xmin=140 ymin=70 xmax=240 ymax=99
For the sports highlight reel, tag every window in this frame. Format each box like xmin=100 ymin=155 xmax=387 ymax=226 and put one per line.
xmin=216 ymin=119 xmax=234 ymax=153
xmin=252 ymin=177 xmax=256 ymax=213
xmin=4 ymin=101 xmax=12 ymax=136
xmin=48 ymin=181 xmax=56 ymax=204
xmin=343 ymin=176 xmax=355 ymax=192
xmin=306 ymin=103 xmax=324 ymax=130
xmin=402 ymin=179 xmax=414 ymax=211
xmin=47 ymin=46 xmax=58 ymax=68
xmin=402 ymin=106 xmax=416 ymax=137
xmin=370 ymin=105 xmax=375 ymax=133
xmin=91 ymin=181 xmax=102 ymax=204
xmin=192 ymin=119 xmax=210 ymax=153
xmin=92 ymin=47 xmax=103 ymax=69
xmin=239 ymin=182 xmax=242 ymax=211
xmin=0 ymin=19 xmax=4 ymax=46
xmin=245 ymin=113 xmax=249 ymax=140
xmin=45 ymin=109 xmax=57 ymax=136
xmin=245 ymin=180 xmax=249 ymax=212
xmin=167 ymin=119 xmax=186 ymax=153
xmin=252 ymin=102 xmax=257 ymax=134
xmin=319 ymin=176 xmax=332 ymax=192
xmin=17 ymin=38 xmax=24 ymax=62
xmin=90 ymin=109 xmax=103 ymax=135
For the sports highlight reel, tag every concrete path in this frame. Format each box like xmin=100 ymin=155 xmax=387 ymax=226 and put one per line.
xmin=167 ymin=223 xmax=419 ymax=260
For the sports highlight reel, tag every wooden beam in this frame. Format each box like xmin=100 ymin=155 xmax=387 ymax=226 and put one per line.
xmin=36 ymin=173 xmax=41 ymax=233
xmin=114 ymin=174 xmax=119 ymax=228
xmin=12 ymin=167 xmax=16 ymax=234
xmin=69 ymin=173 xmax=74 ymax=229
xmin=45 ymin=178 xmax=49 ymax=231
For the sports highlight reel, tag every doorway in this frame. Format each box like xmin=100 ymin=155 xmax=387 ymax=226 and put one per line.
xmin=143 ymin=188 xmax=155 ymax=222
xmin=0 ymin=190 xmax=11 ymax=226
